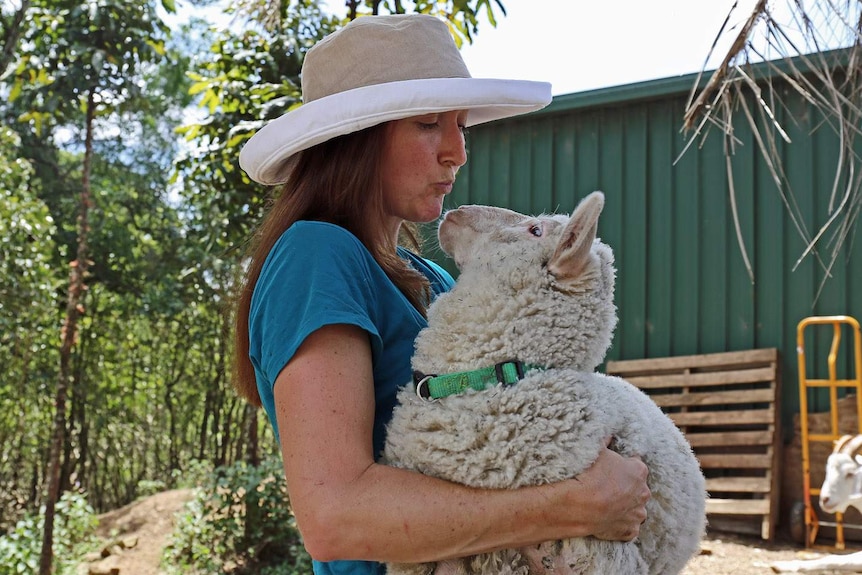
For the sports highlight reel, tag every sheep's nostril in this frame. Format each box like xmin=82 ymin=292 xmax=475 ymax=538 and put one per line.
xmin=821 ymin=496 xmax=831 ymax=506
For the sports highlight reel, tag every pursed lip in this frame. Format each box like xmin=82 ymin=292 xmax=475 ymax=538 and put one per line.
xmin=434 ymin=180 xmax=455 ymax=194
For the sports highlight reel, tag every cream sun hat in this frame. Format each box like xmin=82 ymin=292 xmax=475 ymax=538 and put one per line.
xmin=238 ymin=13 xmax=552 ymax=185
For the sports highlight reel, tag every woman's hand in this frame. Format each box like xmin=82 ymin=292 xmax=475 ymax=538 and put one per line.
xmin=570 ymin=436 xmax=651 ymax=541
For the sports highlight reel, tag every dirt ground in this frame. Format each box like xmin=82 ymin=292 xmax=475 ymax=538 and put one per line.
xmin=682 ymin=531 xmax=860 ymax=574
xmin=78 ymin=488 xmax=194 ymax=575
xmin=76 ymin=490 xmax=860 ymax=574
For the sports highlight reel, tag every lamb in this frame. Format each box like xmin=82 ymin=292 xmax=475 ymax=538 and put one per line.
xmin=771 ymin=434 xmax=862 ymax=573
xmin=382 ymin=191 xmax=707 ymax=575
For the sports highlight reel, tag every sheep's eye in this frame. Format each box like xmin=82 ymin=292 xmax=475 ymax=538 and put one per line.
xmin=529 ymin=224 xmax=543 ymax=237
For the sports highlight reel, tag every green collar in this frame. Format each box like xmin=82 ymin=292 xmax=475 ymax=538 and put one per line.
xmin=413 ymin=360 xmax=540 ymax=401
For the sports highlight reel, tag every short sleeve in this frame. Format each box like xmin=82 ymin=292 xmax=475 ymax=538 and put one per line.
xmin=249 ymin=222 xmax=383 ymax=398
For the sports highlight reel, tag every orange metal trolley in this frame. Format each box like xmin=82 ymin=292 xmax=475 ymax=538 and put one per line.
xmin=796 ymin=315 xmax=862 ymax=549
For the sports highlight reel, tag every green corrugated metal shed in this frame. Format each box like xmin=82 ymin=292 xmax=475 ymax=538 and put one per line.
xmin=440 ymin=50 xmax=862 ymax=433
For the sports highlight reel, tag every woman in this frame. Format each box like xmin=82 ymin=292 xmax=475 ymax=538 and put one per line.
xmin=234 ymin=13 xmax=650 ymax=575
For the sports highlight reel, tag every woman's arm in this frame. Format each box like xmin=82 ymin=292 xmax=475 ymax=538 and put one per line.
xmin=275 ymin=323 xmax=649 ymax=564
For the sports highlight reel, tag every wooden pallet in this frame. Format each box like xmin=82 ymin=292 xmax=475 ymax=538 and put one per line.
xmin=606 ymin=348 xmax=782 ymax=541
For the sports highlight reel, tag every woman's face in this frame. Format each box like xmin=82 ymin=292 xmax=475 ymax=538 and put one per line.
xmin=380 ymin=110 xmax=469 ymax=229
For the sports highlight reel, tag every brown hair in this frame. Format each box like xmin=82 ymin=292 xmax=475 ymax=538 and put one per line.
xmin=233 ymin=123 xmax=431 ymax=406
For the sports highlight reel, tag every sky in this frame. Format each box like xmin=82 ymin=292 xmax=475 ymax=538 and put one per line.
xmin=321 ymin=0 xmax=766 ymax=96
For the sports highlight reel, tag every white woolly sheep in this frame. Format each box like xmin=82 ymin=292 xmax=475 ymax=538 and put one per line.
xmin=771 ymin=434 xmax=862 ymax=573
xmin=383 ymin=191 xmax=707 ymax=575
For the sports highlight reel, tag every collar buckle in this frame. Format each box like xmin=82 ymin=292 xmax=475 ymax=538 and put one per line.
xmin=413 ymin=371 xmax=437 ymax=402
xmin=495 ymin=360 xmax=525 ymax=385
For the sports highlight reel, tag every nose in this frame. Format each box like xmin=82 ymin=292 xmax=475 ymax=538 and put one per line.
xmin=440 ymin=115 xmax=468 ymax=168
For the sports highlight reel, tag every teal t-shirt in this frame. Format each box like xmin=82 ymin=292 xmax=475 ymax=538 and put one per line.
xmin=248 ymin=221 xmax=453 ymax=575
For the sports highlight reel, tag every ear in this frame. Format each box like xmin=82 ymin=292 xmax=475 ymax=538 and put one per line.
xmin=548 ymin=191 xmax=605 ymax=282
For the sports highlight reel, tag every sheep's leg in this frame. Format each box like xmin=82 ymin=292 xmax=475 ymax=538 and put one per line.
xmin=770 ymin=549 xmax=862 ymax=572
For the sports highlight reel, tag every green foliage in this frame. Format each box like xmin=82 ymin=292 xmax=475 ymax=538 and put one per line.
xmin=171 ymin=459 xmax=216 ymax=489
xmin=8 ymin=0 xmax=193 ymax=275
xmin=136 ymin=479 xmax=168 ymax=498
xmin=0 ymin=126 xmax=60 ymax=332
xmin=9 ymin=0 xmax=171 ymax=130
xmin=175 ymin=0 xmax=339 ymax=253
xmin=357 ymin=0 xmax=507 ymax=46
xmin=238 ymin=1 xmax=508 ymax=46
xmin=0 ymin=125 xmax=62 ymax=530
xmin=0 ymin=491 xmax=99 ymax=575
xmin=164 ymin=458 xmax=311 ymax=575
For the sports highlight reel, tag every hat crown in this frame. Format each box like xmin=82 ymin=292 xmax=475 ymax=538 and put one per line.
xmin=301 ymin=14 xmax=471 ymax=103
xmin=240 ymin=14 xmax=552 ymax=185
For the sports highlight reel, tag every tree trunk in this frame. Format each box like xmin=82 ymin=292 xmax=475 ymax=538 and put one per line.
xmin=198 ymin=387 xmax=213 ymax=461
xmin=219 ymin=395 xmax=236 ymax=467
xmin=66 ymin=292 xmax=99 ymax=495
xmin=38 ymin=88 xmax=95 ymax=575
xmin=246 ymin=404 xmax=259 ymax=467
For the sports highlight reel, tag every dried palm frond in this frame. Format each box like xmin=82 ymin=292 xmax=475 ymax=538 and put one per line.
xmin=681 ymin=0 xmax=862 ymax=297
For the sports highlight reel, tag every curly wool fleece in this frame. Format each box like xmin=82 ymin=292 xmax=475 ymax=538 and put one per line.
xmin=383 ymin=192 xmax=706 ymax=575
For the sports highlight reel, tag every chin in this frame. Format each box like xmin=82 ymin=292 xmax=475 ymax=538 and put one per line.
xmin=410 ymin=208 xmax=444 ymax=224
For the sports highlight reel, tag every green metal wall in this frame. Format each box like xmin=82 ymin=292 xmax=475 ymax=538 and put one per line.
xmin=441 ymin=66 xmax=862 ymax=432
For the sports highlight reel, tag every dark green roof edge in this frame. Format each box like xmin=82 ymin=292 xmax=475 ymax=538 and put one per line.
xmin=544 ymin=72 xmax=703 ymax=114
xmin=532 ymin=45 xmax=856 ymax=117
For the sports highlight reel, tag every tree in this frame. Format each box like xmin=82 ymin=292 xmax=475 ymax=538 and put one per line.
xmin=7 ymin=0 xmax=175 ymax=570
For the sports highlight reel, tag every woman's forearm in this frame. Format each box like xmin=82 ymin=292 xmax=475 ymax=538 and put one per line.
xmin=293 ymin=448 xmax=648 ymax=563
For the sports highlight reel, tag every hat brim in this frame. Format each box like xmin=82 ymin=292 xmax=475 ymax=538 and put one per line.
xmin=239 ymin=77 xmax=552 ymax=185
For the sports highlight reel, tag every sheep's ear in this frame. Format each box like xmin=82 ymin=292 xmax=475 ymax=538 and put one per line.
xmin=548 ymin=191 xmax=605 ymax=282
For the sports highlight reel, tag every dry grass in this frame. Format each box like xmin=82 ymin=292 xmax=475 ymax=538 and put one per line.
xmin=681 ymin=0 xmax=862 ymax=297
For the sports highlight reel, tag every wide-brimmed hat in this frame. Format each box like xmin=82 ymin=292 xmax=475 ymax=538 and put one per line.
xmin=239 ymin=13 xmax=552 ymax=185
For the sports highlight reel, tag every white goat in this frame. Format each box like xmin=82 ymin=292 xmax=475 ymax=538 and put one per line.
xmin=771 ymin=434 xmax=862 ymax=573
xmin=383 ymin=192 xmax=706 ymax=575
